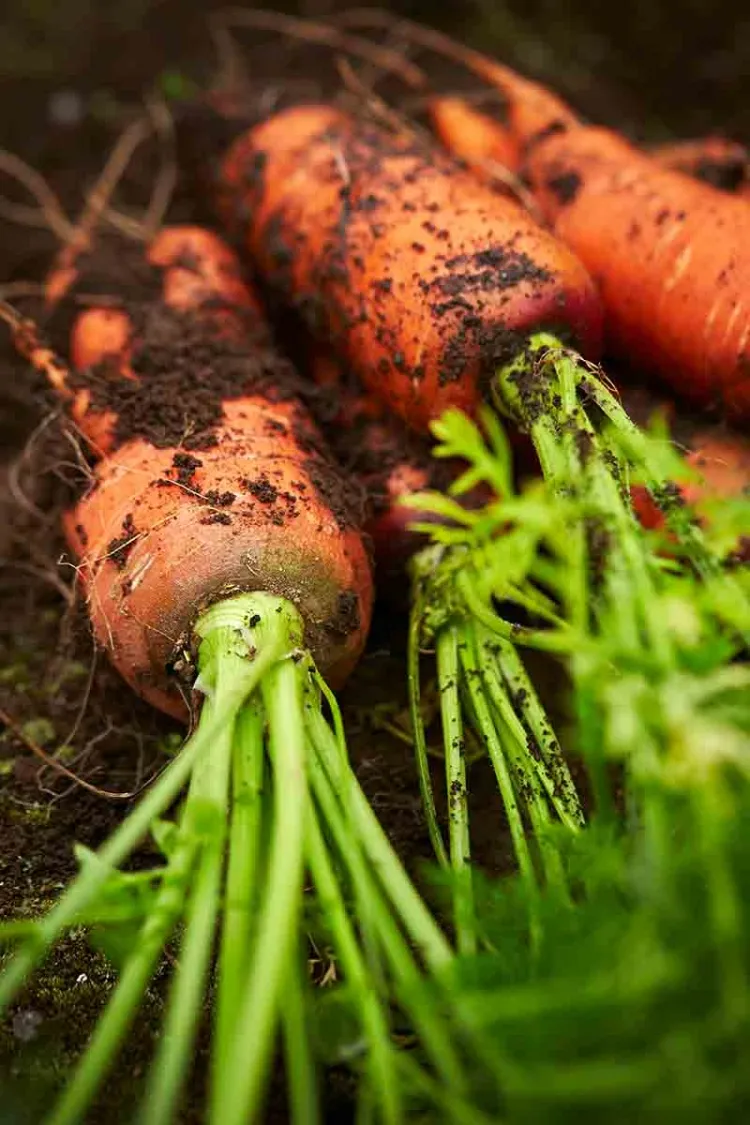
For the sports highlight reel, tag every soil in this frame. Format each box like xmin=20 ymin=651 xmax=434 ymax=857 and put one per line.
xmin=0 ymin=1 xmax=747 ymax=1121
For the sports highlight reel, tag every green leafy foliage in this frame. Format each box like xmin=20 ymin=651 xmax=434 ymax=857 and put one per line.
xmin=397 ymin=370 xmax=750 ymax=1122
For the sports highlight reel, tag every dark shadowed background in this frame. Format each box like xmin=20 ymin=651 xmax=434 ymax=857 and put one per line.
xmin=0 ymin=0 xmax=747 ymax=150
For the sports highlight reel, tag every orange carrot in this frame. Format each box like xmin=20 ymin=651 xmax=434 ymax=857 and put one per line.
xmin=429 ymin=95 xmax=522 ymax=177
xmin=42 ymin=226 xmax=373 ymax=717
xmin=430 ymin=100 xmax=750 ymax=201
xmin=215 ymin=103 xmax=603 ymax=434
xmin=420 ymin=49 xmax=750 ymax=419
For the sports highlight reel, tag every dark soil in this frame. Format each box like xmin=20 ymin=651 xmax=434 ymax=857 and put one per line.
xmin=0 ymin=1 xmax=746 ymax=1121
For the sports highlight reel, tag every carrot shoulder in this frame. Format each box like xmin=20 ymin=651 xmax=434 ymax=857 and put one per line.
xmin=216 ymin=103 xmax=603 ymax=433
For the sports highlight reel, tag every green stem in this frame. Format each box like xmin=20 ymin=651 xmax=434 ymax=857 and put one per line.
xmin=140 ymin=833 xmax=224 ymax=1125
xmin=459 ymin=622 xmax=539 ymax=903
xmin=212 ymin=657 xmax=308 ymax=1125
xmin=458 ymin=573 xmax=572 ymax=654
xmin=44 ymin=832 xmax=199 ymax=1125
xmin=408 ymin=589 xmax=449 ymax=867
xmin=572 ymin=673 xmax=615 ymax=821
xmin=0 ymin=698 xmax=237 ymax=1016
xmin=282 ymin=943 xmax=320 ymax=1125
xmin=306 ymin=724 xmax=467 ymax=1094
xmin=583 ymin=373 xmax=750 ymax=609
xmin=693 ymin=781 xmax=749 ymax=1023
xmin=0 ymin=594 xmax=283 ymax=1017
xmin=478 ymin=649 xmax=569 ymax=896
xmin=583 ymin=436 xmax=672 ymax=668
xmin=306 ymin=699 xmax=454 ymax=973
xmin=490 ymin=633 xmax=584 ymax=828
xmin=436 ymin=626 xmax=476 ymax=954
xmin=396 ymin=1051 xmax=504 ymax=1125
xmin=42 ymin=595 xmax=283 ymax=1125
xmin=213 ymin=701 xmax=266 ymax=1084
xmin=305 ymin=805 xmax=401 ymax=1125
xmin=139 ymin=689 xmax=234 ymax=1125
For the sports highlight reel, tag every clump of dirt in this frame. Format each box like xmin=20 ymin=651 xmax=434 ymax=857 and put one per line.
xmin=170 ymin=451 xmax=203 ymax=486
xmin=48 ymin=240 xmax=306 ymax=453
xmin=107 ymin=511 xmax=138 ymax=569
xmin=544 ymin=170 xmax=582 ymax=205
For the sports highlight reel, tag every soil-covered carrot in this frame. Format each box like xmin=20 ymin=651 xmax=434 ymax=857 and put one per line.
xmin=406 ymin=31 xmax=750 ymax=419
xmin=2 ymin=225 xmax=477 ymax=1125
xmin=215 ymin=102 xmax=604 ymax=433
xmin=40 ymin=226 xmax=373 ymax=716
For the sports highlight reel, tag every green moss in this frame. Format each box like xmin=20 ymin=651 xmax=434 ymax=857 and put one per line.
xmin=20 ymin=718 xmax=55 ymax=747
xmin=0 ymin=930 xmax=165 ymax=1124
xmin=0 ymin=663 xmax=30 ymax=689
xmin=6 ymin=801 xmax=52 ymax=826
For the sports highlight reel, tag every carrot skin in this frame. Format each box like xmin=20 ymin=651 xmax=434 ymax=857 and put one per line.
xmin=48 ymin=227 xmax=373 ymax=717
xmin=217 ymin=103 xmax=603 ymax=434
xmin=427 ymin=72 xmax=750 ymax=418
xmin=523 ymin=127 xmax=750 ymax=418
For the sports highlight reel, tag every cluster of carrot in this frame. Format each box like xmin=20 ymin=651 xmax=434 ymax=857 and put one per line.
xmin=1 ymin=8 xmax=750 ymax=1123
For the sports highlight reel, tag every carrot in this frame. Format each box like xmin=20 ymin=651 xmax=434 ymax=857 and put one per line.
xmin=39 ymin=225 xmax=373 ymax=717
xmin=430 ymin=99 xmax=750 ymax=201
xmin=410 ymin=35 xmax=750 ymax=419
xmin=2 ymin=224 xmax=471 ymax=1125
xmin=514 ymin=133 xmax=750 ymax=420
xmin=215 ymin=102 xmax=603 ymax=434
